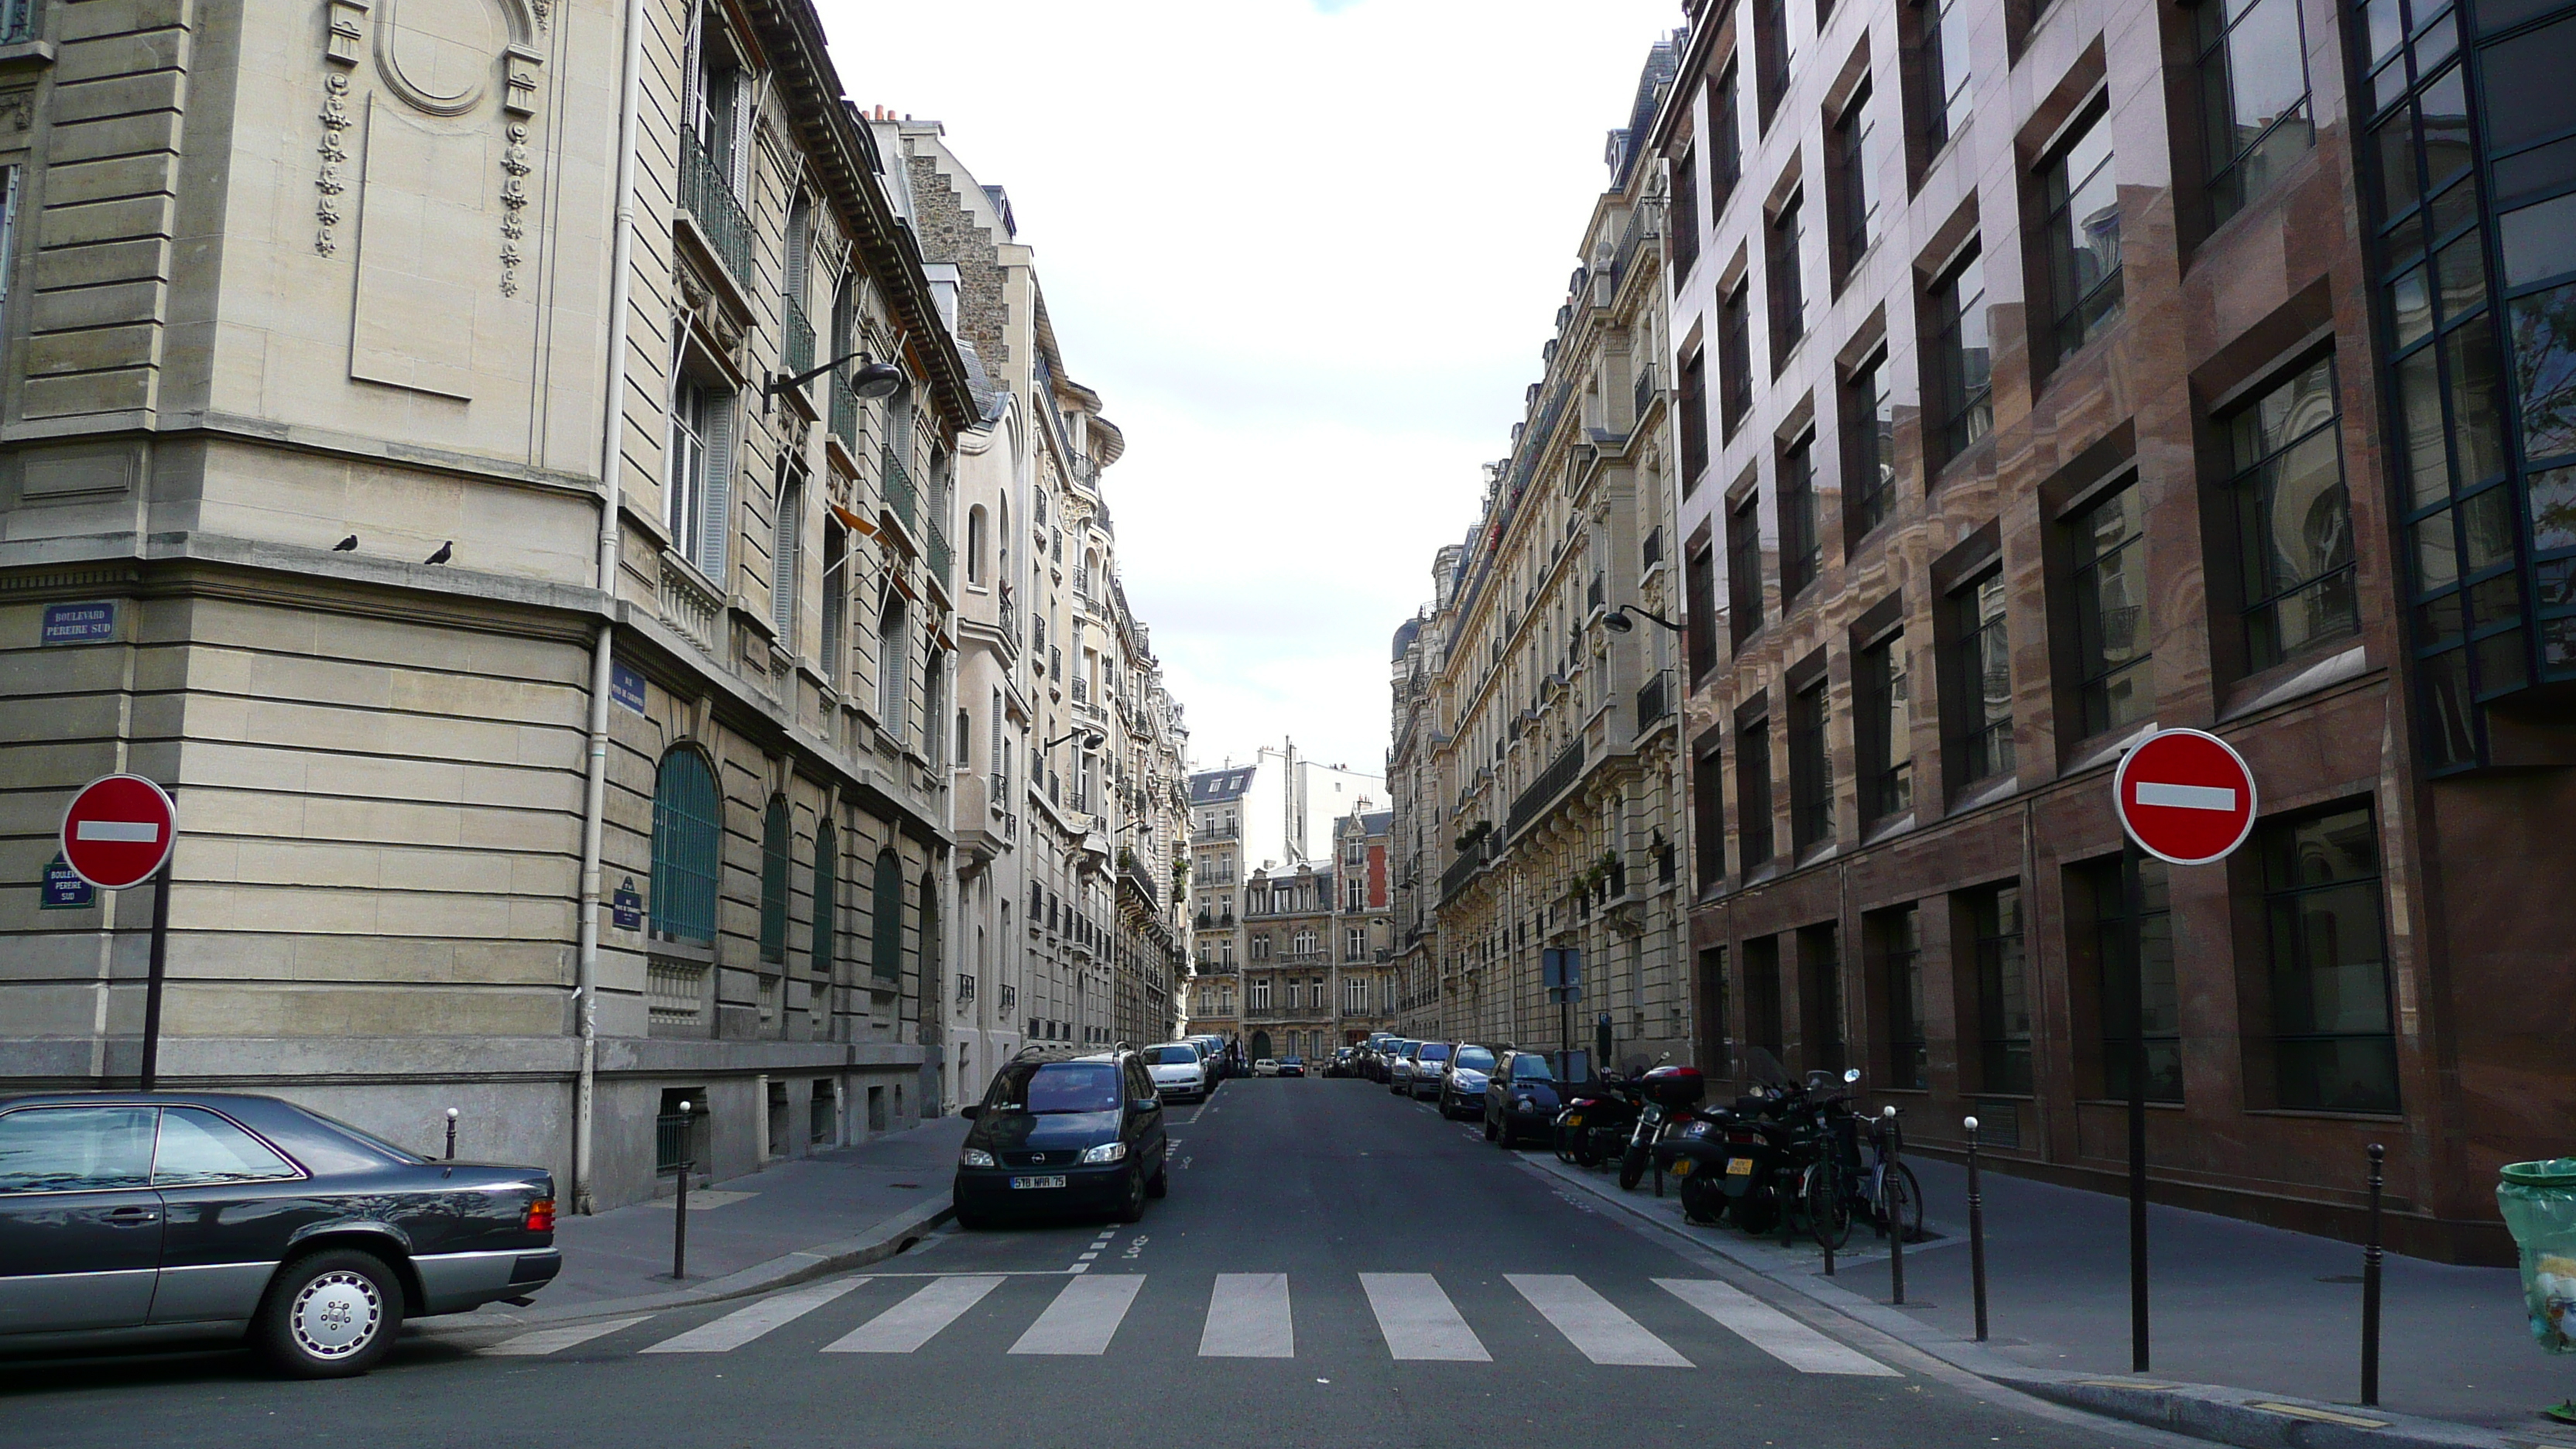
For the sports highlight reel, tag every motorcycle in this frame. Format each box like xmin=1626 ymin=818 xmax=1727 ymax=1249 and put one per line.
xmin=1556 ymin=1072 xmax=1643 ymax=1170
xmin=1618 ymin=1064 xmax=1705 ymax=1193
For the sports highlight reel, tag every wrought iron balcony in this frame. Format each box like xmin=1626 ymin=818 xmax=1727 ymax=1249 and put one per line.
xmin=882 ymin=445 xmax=919 ymax=538
xmin=1643 ymin=525 xmax=1664 ymax=571
xmin=678 ymin=127 xmax=751 ymax=283
xmin=829 ymin=370 xmax=859 ymax=456
xmin=783 ymin=296 xmax=815 ymax=379
xmin=1506 ymin=740 xmax=1585 ymax=838
xmin=1636 ymin=670 xmax=1672 ymax=734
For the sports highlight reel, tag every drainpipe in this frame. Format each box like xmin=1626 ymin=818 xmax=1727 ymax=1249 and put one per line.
xmin=572 ymin=0 xmax=648 ymax=1215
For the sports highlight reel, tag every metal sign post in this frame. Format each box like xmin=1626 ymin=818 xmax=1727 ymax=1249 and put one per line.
xmin=60 ymin=774 xmax=180 ymax=1091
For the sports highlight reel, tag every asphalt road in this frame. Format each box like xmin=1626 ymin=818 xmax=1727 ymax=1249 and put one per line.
xmin=0 ymin=1078 xmax=2193 ymax=1448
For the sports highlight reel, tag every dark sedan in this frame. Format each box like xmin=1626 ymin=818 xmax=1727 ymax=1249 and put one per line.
xmin=0 ymin=1091 xmax=560 ymax=1377
xmin=1485 ymin=1050 xmax=1563 ymax=1146
xmin=953 ymin=1051 xmax=1170 ymax=1228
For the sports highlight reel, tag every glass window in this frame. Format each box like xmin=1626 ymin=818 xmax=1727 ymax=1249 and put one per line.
xmin=153 ymin=1108 xmax=299 ymax=1187
xmin=1728 ymin=490 xmax=1765 ymax=647
xmin=1692 ymin=735 xmax=1728 ymax=887
xmin=2197 ymin=0 xmax=2315 ymax=225
xmin=1874 ymin=907 xmax=1927 ymax=1090
xmin=1953 ymin=571 xmax=2014 ymax=783
xmin=1780 ymin=433 xmax=1821 ymax=598
xmin=985 ymin=1062 xmax=1123 ymax=1114
xmin=2229 ymin=357 xmax=2360 ymax=666
xmin=1769 ymin=192 xmax=1807 ymax=360
xmin=1456 ymin=1046 xmax=1495 ymax=1071
xmin=1858 ymin=627 xmax=1912 ymax=821
xmin=1738 ymin=711 xmax=1775 ymax=869
xmin=2086 ymin=856 xmax=2181 ymax=1102
xmin=1930 ymin=248 xmax=1992 ymax=463
xmin=872 ymin=848 xmax=904 ymax=982
xmin=1672 ymin=145 xmax=1701 ymax=280
xmin=1972 ymin=884 xmax=2031 ymax=1094
xmin=759 ymin=796 xmax=790 ymax=965
xmin=1720 ymin=283 xmax=1754 ymax=437
xmin=1511 ymin=1055 xmax=1556 ymax=1081
xmin=1789 ymin=674 xmax=1834 ymax=853
xmin=0 ymin=1107 xmax=157 ymax=1194
xmin=1920 ymin=0 xmax=1973 ymax=148
xmin=2510 ymin=280 xmax=2576 ymax=464
xmin=2072 ymin=481 xmax=2153 ymax=735
xmin=2263 ymin=807 xmax=2397 ymax=1112
xmin=649 ymin=748 xmax=721 ymax=944
xmin=1834 ymin=80 xmax=1880 ymax=276
xmin=2044 ymin=106 xmax=2124 ymax=360
xmin=1845 ymin=351 xmax=1896 ymax=540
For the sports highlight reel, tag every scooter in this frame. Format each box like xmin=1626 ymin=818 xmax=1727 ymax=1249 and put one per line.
xmin=1557 ymin=1072 xmax=1643 ymax=1170
xmin=1619 ymin=1064 xmax=1705 ymax=1193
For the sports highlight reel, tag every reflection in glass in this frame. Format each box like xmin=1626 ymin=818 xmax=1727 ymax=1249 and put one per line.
xmin=2390 ymin=265 xmax=2432 ymax=348
xmin=2231 ymin=358 xmax=2357 ymax=666
xmin=2091 ymin=855 xmax=2181 ymax=1104
xmin=2396 ymin=348 xmax=2452 ymax=507
xmin=2074 ymin=483 xmax=2152 ymax=733
xmin=2445 ymin=324 xmax=2508 ymax=482
xmin=2510 ymin=281 xmax=2576 ymax=461
xmin=2262 ymin=808 xmax=2396 ymax=1114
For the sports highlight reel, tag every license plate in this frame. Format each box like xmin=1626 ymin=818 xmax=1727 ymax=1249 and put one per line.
xmin=1726 ymin=1156 xmax=1756 ymax=1176
xmin=1009 ymin=1175 xmax=1067 ymax=1190
xmin=1670 ymin=1158 xmax=1694 ymax=1177
xmin=1564 ymin=1113 xmax=1584 ymax=1126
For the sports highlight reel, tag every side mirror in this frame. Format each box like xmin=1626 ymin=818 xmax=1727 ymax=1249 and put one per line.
xmin=1132 ymin=1097 xmax=1162 ymax=1114
xmin=961 ymin=1104 xmax=982 ymax=1120
xmin=1844 ymin=1067 xmax=1862 ymax=1084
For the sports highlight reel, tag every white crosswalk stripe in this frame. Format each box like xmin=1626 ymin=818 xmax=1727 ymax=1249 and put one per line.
xmin=1010 ymin=1273 xmax=1145 ymax=1355
xmin=823 ymin=1275 xmax=1005 ymax=1354
xmin=1360 ymin=1273 xmax=1488 ymax=1362
xmin=641 ymin=1276 xmax=872 ymax=1354
xmin=1656 ymin=1277 xmax=1898 ymax=1376
xmin=481 ymin=1314 xmax=656 ymax=1356
xmin=1505 ymin=1273 xmax=1691 ymax=1367
xmin=1198 ymin=1272 xmax=1293 ymax=1358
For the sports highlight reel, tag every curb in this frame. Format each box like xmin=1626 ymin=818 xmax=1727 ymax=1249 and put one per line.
xmin=438 ymin=1195 xmax=955 ymax=1331
xmin=1516 ymin=1148 xmax=2574 ymax=1449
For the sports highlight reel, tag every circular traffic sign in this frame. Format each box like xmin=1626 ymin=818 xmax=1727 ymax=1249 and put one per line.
xmin=60 ymin=773 xmax=176 ymax=889
xmin=2113 ymin=729 xmax=2257 ymax=865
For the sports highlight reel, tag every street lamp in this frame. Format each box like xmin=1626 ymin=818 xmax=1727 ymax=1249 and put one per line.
xmin=762 ymin=351 xmax=907 ymax=411
xmin=1600 ymin=605 xmax=1683 ymax=634
xmin=1043 ymin=729 xmax=1105 ymax=751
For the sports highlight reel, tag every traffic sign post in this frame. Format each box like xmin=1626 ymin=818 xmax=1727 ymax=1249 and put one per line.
xmin=2109 ymin=728 xmax=2259 ymax=1372
xmin=60 ymin=775 xmax=178 ymax=1090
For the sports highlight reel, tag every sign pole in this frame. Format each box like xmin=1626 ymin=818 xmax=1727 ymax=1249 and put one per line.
xmin=2122 ymin=834 xmax=2150 ymax=1372
xmin=138 ymin=857 xmax=172 ymax=1091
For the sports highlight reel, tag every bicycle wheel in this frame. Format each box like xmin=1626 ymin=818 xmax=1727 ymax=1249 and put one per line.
xmin=1807 ymin=1160 xmax=1852 ymax=1252
xmin=1882 ymin=1161 xmax=1925 ymax=1243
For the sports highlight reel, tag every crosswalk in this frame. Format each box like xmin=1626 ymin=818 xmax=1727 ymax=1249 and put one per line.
xmin=479 ymin=1270 xmax=1896 ymax=1377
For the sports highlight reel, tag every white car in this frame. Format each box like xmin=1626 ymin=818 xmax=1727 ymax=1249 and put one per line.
xmin=1252 ymin=1058 xmax=1280 ymax=1077
xmin=1145 ymin=1043 xmax=1210 ymax=1102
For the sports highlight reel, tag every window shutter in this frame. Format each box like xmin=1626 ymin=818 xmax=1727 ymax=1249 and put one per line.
xmin=772 ymin=475 xmax=800 ymax=635
xmin=698 ymin=392 xmax=735 ymax=581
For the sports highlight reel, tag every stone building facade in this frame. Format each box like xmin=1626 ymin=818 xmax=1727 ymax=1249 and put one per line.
xmin=1390 ymin=35 xmax=1695 ymax=1074
xmin=1181 ymin=745 xmax=1381 ymax=1050
xmin=0 ymin=0 xmax=992 ymax=1210
xmin=1653 ymin=0 xmax=2574 ymax=1260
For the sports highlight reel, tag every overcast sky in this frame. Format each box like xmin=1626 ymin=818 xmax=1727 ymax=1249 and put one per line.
xmin=826 ymin=0 xmax=1684 ymax=777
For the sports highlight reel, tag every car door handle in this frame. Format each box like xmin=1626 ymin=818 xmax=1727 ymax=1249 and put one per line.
xmin=107 ymin=1207 xmax=159 ymax=1224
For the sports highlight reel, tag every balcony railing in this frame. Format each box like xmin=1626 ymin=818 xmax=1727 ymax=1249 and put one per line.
xmin=783 ymin=296 xmax=815 ymax=379
xmin=1506 ymin=740 xmax=1585 ymax=838
xmin=882 ymin=446 xmax=919 ymax=538
xmin=1636 ymin=670 xmax=1672 ymax=734
xmin=829 ymin=370 xmax=859 ymax=456
xmin=678 ymin=127 xmax=751 ymax=283
xmin=1586 ymin=572 xmax=1605 ymax=614
xmin=925 ymin=514 xmax=953 ymax=590
xmin=1198 ymin=824 xmax=1241 ymax=841
xmin=1643 ymin=525 xmax=1664 ymax=571
xmin=1634 ymin=361 xmax=1657 ymax=421
xmin=1439 ymin=838 xmax=1488 ymax=905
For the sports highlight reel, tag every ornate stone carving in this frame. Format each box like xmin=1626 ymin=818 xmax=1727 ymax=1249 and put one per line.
xmin=316 ymin=73 xmax=355 ymax=255
xmin=499 ymin=120 xmax=531 ymax=294
xmin=0 ymin=88 xmax=33 ymax=131
xmin=326 ymin=0 xmax=370 ymax=64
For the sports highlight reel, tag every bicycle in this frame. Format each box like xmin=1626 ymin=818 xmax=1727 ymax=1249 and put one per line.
xmin=1856 ymin=1108 xmax=1924 ymax=1242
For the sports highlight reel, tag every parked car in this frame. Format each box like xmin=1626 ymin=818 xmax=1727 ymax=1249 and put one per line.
xmin=1485 ymin=1049 xmax=1564 ymax=1146
xmin=0 ymin=1091 xmax=561 ymax=1377
xmin=1277 ymin=1057 xmax=1307 ymax=1078
xmin=954 ymin=1050 xmax=1169 ymax=1228
xmin=1406 ymin=1041 xmax=1454 ymax=1101
xmin=1437 ymin=1043 xmax=1497 ymax=1119
xmin=1252 ymin=1058 xmax=1281 ymax=1077
xmin=1386 ymin=1040 xmax=1424 ymax=1094
xmin=1143 ymin=1043 xmax=1211 ymax=1103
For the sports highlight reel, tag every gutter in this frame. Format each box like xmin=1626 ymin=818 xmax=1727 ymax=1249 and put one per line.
xmin=572 ymin=0 xmax=649 ymax=1216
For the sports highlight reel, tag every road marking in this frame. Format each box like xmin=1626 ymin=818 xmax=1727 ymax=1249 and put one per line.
xmin=2135 ymin=782 xmax=2236 ymax=810
xmin=481 ymin=1314 xmax=656 ymax=1356
xmin=1506 ymin=1273 xmax=1690 ymax=1368
xmin=1010 ymin=1273 xmax=1146 ymax=1355
xmin=1198 ymin=1273 xmax=1293 ymax=1358
xmin=1360 ymin=1273 xmax=1489 ymax=1362
xmin=640 ymin=1276 xmax=871 ymax=1354
xmin=822 ymin=1275 xmax=1005 ymax=1353
xmin=1655 ymin=1278 xmax=1898 ymax=1375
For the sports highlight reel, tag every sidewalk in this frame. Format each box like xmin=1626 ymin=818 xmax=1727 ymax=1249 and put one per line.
xmin=451 ymin=1115 xmax=971 ymax=1328
xmin=1524 ymin=1148 xmax=2576 ymax=1449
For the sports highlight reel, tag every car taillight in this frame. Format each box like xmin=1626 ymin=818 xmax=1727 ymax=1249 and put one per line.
xmin=525 ymin=1197 xmax=556 ymax=1233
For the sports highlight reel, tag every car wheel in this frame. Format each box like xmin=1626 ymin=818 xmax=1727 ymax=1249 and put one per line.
xmin=254 ymin=1248 xmax=403 ymax=1379
xmin=1146 ymin=1160 xmax=1170 ymax=1199
xmin=1115 ymin=1165 xmax=1147 ymax=1223
xmin=1482 ymin=1112 xmax=1499 ymax=1142
xmin=952 ymin=1204 xmax=988 ymax=1231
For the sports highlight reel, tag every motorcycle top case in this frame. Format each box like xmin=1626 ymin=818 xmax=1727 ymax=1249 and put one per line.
xmin=1641 ymin=1064 xmax=1706 ymax=1108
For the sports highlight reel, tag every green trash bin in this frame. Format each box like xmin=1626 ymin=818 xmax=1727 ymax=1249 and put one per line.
xmin=2500 ymin=1159 xmax=2576 ymax=1355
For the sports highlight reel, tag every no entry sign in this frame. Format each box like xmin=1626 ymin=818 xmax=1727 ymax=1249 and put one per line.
xmin=60 ymin=773 xmax=177 ymax=889
xmin=2113 ymin=728 xmax=2257 ymax=865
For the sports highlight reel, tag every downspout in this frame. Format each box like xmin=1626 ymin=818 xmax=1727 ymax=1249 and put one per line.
xmin=573 ymin=0 xmax=648 ymax=1215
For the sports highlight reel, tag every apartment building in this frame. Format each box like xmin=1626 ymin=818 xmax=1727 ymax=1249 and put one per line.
xmin=1182 ymin=744 xmax=1382 ymax=1049
xmin=1655 ymin=0 xmax=2574 ymax=1259
xmin=1394 ymin=34 xmax=1695 ymax=1073
xmin=0 ymin=0 xmax=983 ymax=1206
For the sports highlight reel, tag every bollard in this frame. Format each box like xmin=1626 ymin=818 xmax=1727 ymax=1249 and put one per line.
xmin=1822 ymin=1156 xmax=1837 ymax=1277
xmin=673 ymin=1100 xmax=692 ymax=1281
xmin=1882 ymin=1106 xmax=1903 ymax=1304
xmin=2362 ymin=1142 xmax=2385 ymax=1406
xmin=1966 ymin=1115 xmax=1989 ymax=1341
xmin=444 ymin=1107 xmax=458 ymax=1162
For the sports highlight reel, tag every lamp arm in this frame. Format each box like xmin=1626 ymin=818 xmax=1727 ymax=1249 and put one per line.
xmin=767 ymin=350 xmax=868 ymax=400
xmin=1621 ymin=605 xmax=1684 ymax=632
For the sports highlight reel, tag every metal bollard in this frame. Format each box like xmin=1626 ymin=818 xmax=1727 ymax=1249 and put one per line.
xmin=1882 ymin=1106 xmax=1903 ymax=1303
xmin=1822 ymin=1158 xmax=1837 ymax=1277
xmin=1965 ymin=1115 xmax=1988 ymax=1341
xmin=2362 ymin=1142 xmax=2385 ymax=1406
xmin=444 ymin=1107 xmax=458 ymax=1161
xmin=673 ymin=1100 xmax=693 ymax=1281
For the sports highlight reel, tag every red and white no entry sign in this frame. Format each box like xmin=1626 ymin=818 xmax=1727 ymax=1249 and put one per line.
xmin=2113 ymin=729 xmax=2257 ymax=865
xmin=60 ymin=773 xmax=176 ymax=889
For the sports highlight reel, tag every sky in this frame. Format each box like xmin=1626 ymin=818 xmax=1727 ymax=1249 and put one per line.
xmin=824 ymin=0 xmax=1685 ymax=776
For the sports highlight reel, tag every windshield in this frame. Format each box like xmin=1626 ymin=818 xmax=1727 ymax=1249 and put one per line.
xmin=1150 ymin=1046 xmax=1200 ymax=1065
xmin=1511 ymin=1057 xmax=1556 ymax=1081
xmin=1418 ymin=1043 xmax=1452 ymax=1063
xmin=1455 ymin=1046 xmax=1495 ymax=1071
xmin=1741 ymin=1046 xmax=1790 ymax=1087
xmin=986 ymin=1062 xmax=1123 ymax=1114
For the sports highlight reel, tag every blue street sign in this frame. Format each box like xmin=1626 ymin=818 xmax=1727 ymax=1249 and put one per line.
xmin=41 ymin=601 xmax=117 ymax=646
xmin=41 ymin=854 xmax=94 ymax=909
xmin=611 ymin=876 xmax=643 ymax=930
xmin=610 ymin=662 xmax=646 ymax=714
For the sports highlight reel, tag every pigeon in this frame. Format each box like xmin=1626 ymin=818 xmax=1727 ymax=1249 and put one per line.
xmin=332 ymin=534 xmax=358 ymax=551
xmin=424 ymin=541 xmax=453 ymax=565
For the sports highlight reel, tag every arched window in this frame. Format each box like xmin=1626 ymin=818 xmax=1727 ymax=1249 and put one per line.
xmin=649 ymin=748 xmax=721 ymax=944
xmin=759 ymin=795 xmax=790 ymax=964
xmin=872 ymin=848 xmax=905 ymax=982
xmin=812 ymin=819 xmax=838 ymax=980
xmin=918 ymin=872 xmax=940 ymax=1003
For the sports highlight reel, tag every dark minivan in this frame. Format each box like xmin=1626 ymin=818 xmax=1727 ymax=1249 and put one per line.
xmin=952 ymin=1051 xmax=1170 ymax=1228
xmin=0 ymin=1091 xmax=560 ymax=1377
